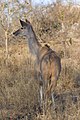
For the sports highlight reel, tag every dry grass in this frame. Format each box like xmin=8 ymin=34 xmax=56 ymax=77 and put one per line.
xmin=0 ymin=42 xmax=39 ymax=119
xmin=0 ymin=3 xmax=80 ymax=120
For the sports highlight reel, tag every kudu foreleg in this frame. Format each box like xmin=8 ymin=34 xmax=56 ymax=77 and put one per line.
xmin=39 ymin=79 xmax=46 ymax=114
xmin=38 ymin=73 xmax=44 ymax=113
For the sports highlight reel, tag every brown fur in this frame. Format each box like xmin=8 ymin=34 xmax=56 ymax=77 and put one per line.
xmin=40 ymin=46 xmax=61 ymax=97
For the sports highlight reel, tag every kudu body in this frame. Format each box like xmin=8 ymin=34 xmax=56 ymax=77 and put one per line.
xmin=13 ymin=20 xmax=61 ymax=114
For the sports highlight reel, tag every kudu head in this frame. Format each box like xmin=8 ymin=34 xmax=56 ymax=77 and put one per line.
xmin=13 ymin=19 xmax=33 ymax=38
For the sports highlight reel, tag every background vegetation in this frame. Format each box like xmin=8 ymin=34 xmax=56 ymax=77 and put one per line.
xmin=0 ymin=0 xmax=80 ymax=119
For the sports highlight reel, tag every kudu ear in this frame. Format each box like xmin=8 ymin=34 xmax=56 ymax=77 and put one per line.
xmin=25 ymin=19 xmax=31 ymax=24
xmin=20 ymin=19 xmax=27 ymax=27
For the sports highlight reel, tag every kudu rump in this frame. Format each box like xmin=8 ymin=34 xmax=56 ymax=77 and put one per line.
xmin=13 ymin=19 xmax=61 ymax=114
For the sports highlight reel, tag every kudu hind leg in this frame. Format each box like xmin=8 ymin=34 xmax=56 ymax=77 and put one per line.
xmin=47 ymin=77 xmax=57 ymax=110
xmin=51 ymin=81 xmax=57 ymax=110
xmin=40 ymin=85 xmax=43 ymax=107
xmin=51 ymin=92 xmax=56 ymax=110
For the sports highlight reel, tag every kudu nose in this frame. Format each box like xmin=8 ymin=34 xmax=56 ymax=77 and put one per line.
xmin=13 ymin=29 xmax=20 ymax=36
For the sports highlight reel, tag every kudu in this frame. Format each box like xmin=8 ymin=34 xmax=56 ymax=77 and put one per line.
xmin=13 ymin=19 xmax=61 ymax=114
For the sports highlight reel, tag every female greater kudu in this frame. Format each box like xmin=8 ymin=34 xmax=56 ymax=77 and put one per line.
xmin=13 ymin=19 xmax=61 ymax=114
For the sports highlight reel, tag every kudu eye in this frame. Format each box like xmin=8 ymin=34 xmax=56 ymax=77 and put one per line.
xmin=21 ymin=27 xmax=23 ymax=29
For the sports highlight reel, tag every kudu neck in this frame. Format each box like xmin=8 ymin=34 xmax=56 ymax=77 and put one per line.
xmin=26 ymin=29 xmax=41 ymax=57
